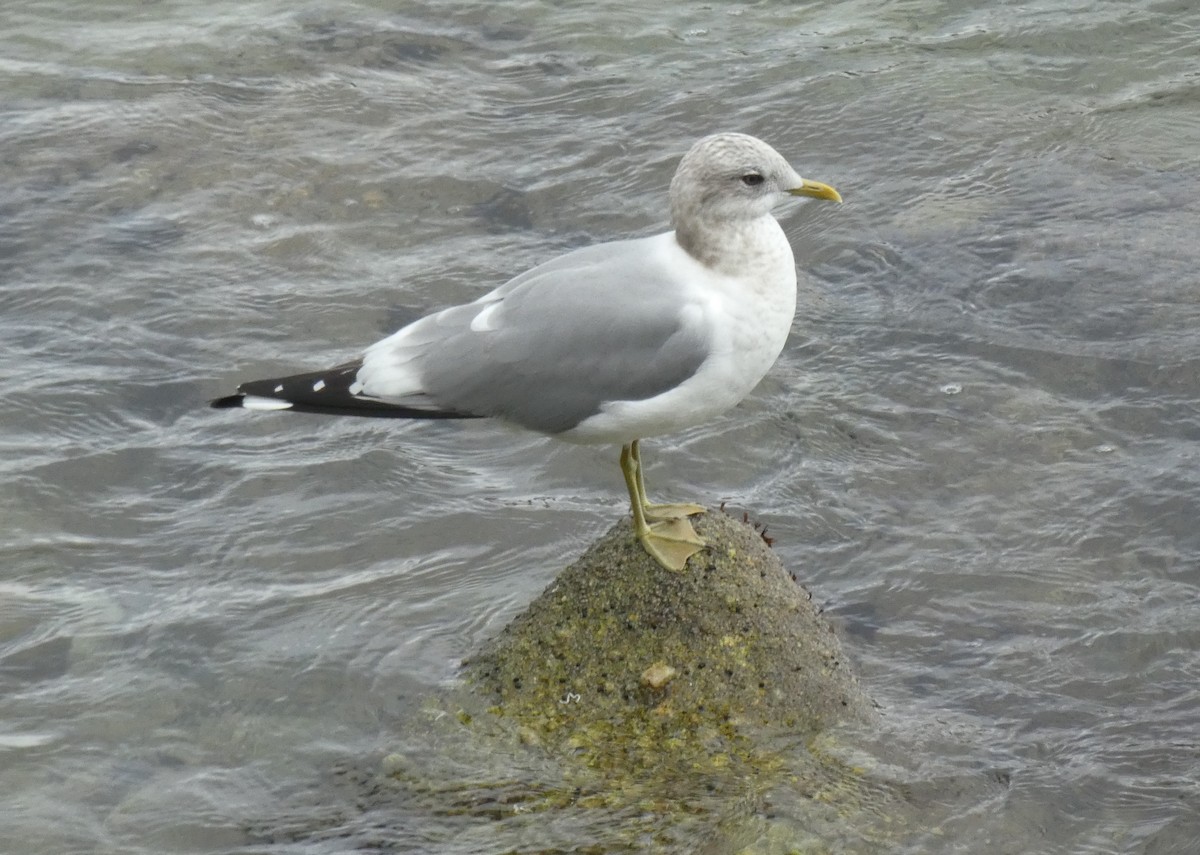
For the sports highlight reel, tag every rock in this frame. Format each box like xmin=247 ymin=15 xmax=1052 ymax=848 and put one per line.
xmin=272 ymin=511 xmax=891 ymax=854
xmin=463 ymin=510 xmax=873 ymax=749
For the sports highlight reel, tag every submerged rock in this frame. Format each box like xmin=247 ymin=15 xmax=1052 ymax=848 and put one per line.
xmin=259 ymin=512 xmax=894 ymax=854
xmin=442 ymin=511 xmax=881 ymax=851
xmin=464 ymin=510 xmax=872 ymax=749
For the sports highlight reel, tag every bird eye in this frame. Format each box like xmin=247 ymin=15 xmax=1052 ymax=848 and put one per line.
xmin=740 ymin=173 xmax=765 ymax=186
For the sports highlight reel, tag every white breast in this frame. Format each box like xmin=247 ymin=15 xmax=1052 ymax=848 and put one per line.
xmin=566 ymin=217 xmax=797 ymax=444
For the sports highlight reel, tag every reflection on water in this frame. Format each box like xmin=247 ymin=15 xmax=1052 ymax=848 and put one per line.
xmin=2 ymin=1 xmax=1199 ymax=852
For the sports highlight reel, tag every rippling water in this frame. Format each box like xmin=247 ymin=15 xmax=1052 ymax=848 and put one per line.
xmin=3 ymin=1 xmax=1199 ymax=852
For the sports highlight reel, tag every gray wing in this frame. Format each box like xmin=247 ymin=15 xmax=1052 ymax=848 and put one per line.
xmin=415 ymin=236 xmax=711 ymax=434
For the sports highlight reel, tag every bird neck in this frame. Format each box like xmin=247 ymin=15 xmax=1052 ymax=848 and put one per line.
xmin=673 ymin=214 xmax=790 ymax=277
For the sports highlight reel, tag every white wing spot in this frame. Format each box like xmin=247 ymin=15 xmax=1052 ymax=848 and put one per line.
xmin=469 ymin=301 xmax=502 ymax=333
xmin=242 ymin=396 xmax=294 ymax=411
xmin=274 ymin=384 xmax=284 ymax=393
xmin=313 ymin=379 xmax=326 ymax=392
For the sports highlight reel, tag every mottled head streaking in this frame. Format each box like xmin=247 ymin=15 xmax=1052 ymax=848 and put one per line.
xmin=668 ymin=132 xmax=840 ymax=263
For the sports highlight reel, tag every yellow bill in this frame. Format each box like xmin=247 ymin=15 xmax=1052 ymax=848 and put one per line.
xmin=788 ymin=178 xmax=842 ymax=203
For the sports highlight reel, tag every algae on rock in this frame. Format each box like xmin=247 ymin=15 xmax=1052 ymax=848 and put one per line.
xmin=253 ymin=514 xmax=908 ymax=852
xmin=445 ymin=510 xmax=882 ymax=850
xmin=465 ymin=510 xmax=871 ymax=744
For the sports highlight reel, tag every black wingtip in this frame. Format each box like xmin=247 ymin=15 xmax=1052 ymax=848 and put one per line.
xmin=207 ymin=369 xmax=483 ymax=420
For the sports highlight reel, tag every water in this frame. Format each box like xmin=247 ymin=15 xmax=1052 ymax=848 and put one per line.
xmin=2 ymin=0 xmax=1198 ymax=851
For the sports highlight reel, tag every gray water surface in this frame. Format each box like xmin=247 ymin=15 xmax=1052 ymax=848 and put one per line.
xmin=3 ymin=1 xmax=1199 ymax=852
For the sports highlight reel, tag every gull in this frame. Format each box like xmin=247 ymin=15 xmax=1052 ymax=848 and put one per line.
xmin=211 ymin=133 xmax=841 ymax=570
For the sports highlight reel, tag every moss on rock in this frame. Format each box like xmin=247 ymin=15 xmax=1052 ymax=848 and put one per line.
xmin=348 ymin=511 xmax=894 ymax=853
xmin=465 ymin=510 xmax=871 ymax=747
xmin=450 ymin=510 xmax=878 ymax=845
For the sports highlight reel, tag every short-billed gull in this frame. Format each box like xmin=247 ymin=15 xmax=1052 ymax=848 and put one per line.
xmin=211 ymin=133 xmax=842 ymax=570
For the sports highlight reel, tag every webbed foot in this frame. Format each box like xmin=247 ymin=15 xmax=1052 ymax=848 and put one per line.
xmin=642 ymin=501 xmax=707 ymax=521
xmin=638 ymin=517 xmax=706 ymax=571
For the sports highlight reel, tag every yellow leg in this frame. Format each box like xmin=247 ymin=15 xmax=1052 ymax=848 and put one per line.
xmin=621 ymin=442 xmax=705 ymax=571
xmin=630 ymin=440 xmax=707 ymax=521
